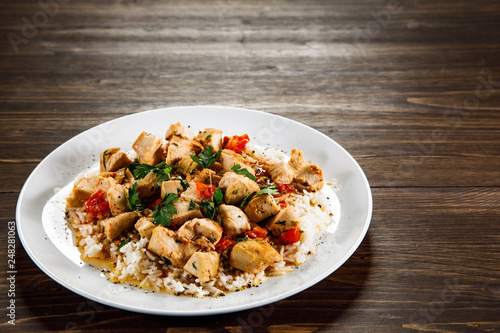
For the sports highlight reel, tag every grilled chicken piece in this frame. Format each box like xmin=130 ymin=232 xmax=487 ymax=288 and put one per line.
xmin=165 ymin=122 xmax=195 ymax=140
xmin=217 ymin=204 xmax=251 ymax=237
xmin=147 ymin=226 xmax=200 ymax=267
xmin=170 ymin=199 xmax=203 ymax=227
xmin=177 ymin=218 xmax=223 ymax=244
xmin=161 ymin=180 xmax=183 ymax=198
xmin=218 ymin=172 xmax=260 ymax=205
xmin=220 ymin=149 xmax=255 ymax=176
xmin=293 ymin=164 xmax=324 ymax=192
xmin=96 ymin=175 xmax=117 ymax=193
xmin=165 ymin=136 xmax=203 ymax=165
xmin=179 ymin=181 xmax=204 ymax=203
xmin=100 ymin=148 xmax=132 ymax=173
xmin=243 ymin=194 xmax=280 ymax=223
xmin=196 ymin=128 xmax=223 ymax=152
xmin=288 ymin=148 xmax=308 ymax=172
xmin=66 ymin=177 xmax=99 ymax=207
xmin=183 ymin=251 xmax=220 ymax=282
xmin=266 ymin=206 xmax=301 ymax=237
xmin=104 ymin=211 xmax=140 ymax=240
xmin=268 ymin=163 xmax=295 ymax=184
xmin=268 ymin=148 xmax=308 ymax=184
xmin=229 ymin=239 xmax=282 ymax=274
xmin=187 ymin=168 xmax=221 ymax=187
xmin=132 ymin=132 xmax=164 ymax=166
xmin=106 ymin=183 xmax=130 ymax=215
xmin=136 ymin=171 xmax=160 ymax=200
xmin=177 ymin=156 xmax=201 ymax=176
xmin=134 ymin=217 xmax=156 ymax=239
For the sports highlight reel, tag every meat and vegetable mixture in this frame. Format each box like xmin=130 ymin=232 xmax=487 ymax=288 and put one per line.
xmin=65 ymin=123 xmax=334 ymax=297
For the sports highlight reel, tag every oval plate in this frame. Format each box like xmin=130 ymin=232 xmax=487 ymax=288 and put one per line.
xmin=16 ymin=106 xmax=372 ymax=316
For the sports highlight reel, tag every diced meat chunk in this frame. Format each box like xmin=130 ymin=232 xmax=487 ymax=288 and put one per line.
xmin=196 ymin=128 xmax=223 ymax=152
xmin=147 ymin=226 xmax=200 ymax=267
xmin=134 ymin=217 xmax=156 ymax=239
xmin=268 ymin=148 xmax=309 ymax=184
xmin=177 ymin=218 xmax=223 ymax=244
xmin=104 ymin=211 xmax=139 ymax=240
xmin=136 ymin=171 xmax=160 ymax=199
xmin=106 ymin=183 xmax=130 ymax=215
xmin=165 ymin=122 xmax=195 ymax=140
xmin=188 ymin=168 xmax=221 ymax=187
xmin=293 ymin=164 xmax=324 ymax=192
xmin=217 ymin=204 xmax=251 ymax=237
xmin=132 ymin=132 xmax=163 ymax=166
xmin=95 ymin=176 xmax=117 ymax=193
xmin=165 ymin=136 xmax=203 ymax=165
xmin=100 ymin=148 xmax=132 ymax=173
xmin=177 ymin=156 xmax=201 ymax=176
xmin=183 ymin=251 xmax=219 ymax=282
xmin=220 ymin=149 xmax=255 ymax=176
xmin=288 ymin=148 xmax=308 ymax=172
xmin=243 ymin=194 xmax=280 ymax=222
xmin=268 ymin=163 xmax=295 ymax=184
xmin=161 ymin=180 xmax=183 ymax=198
xmin=66 ymin=177 xmax=99 ymax=207
xmin=179 ymin=181 xmax=204 ymax=203
xmin=229 ymin=239 xmax=282 ymax=274
xmin=218 ymin=172 xmax=260 ymax=205
xmin=170 ymin=199 xmax=203 ymax=227
xmin=266 ymin=206 xmax=301 ymax=237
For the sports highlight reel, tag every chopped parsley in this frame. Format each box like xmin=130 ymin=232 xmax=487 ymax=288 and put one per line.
xmin=152 ymin=193 xmax=179 ymax=226
xmin=231 ymin=164 xmax=256 ymax=181
xmin=161 ymin=256 xmax=172 ymax=265
xmin=116 ymin=238 xmax=130 ymax=251
xmin=240 ymin=184 xmax=280 ymax=208
xmin=128 ymin=160 xmax=179 ymax=185
xmin=192 ymin=263 xmax=197 ymax=270
xmin=127 ymin=182 xmax=146 ymax=211
xmin=199 ymin=188 xmax=223 ymax=220
xmin=188 ymin=200 xmax=196 ymax=211
xmin=190 ymin=145 xmax=221 ymax=169
xmin=102 ymin=150 xmax=112 ymax=170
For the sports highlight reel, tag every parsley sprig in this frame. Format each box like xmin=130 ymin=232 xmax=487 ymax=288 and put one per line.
xmin=199 ymin=188 xmax=223 ymax=220
xmin=128 ymin=160 xmax=178 ymax=185
xmin=190 ymin=146 xmax=221 ymax=169
xmin=240 ymin=184 xmax=280 ymax=208
xmin=231 ymin=164 xmax=256 ymax=181
xmin=152 ymin=193 xmax=179 ymax=226
xmin=127 ymin=182 xmax=146 ymax=211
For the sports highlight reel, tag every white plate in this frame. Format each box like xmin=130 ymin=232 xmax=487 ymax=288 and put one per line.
xmin=16 ymin=106 xmax=372 ymax=316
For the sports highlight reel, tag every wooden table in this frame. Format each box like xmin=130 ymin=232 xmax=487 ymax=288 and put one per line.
xmin=1 ymin=0 xmax=499 ymax=331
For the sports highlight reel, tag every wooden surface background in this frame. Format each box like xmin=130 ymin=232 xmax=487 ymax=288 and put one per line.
xmin=1 ymin=0 xmax=500 ymax=332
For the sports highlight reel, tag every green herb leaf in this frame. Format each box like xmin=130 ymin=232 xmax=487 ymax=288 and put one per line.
xmin=152 ymin=193 xmax=179 ymax=226
xmin=188 ymin=200 xmax=196 ymax=211
xmin=116 ymin=238 xmax=130 ymax=251
xmin=205 ymin=134 xmax=212 ymax=140
xmin=180 ymin=179 xmax=189 ymax=190
xmin=199 ymin=201 xmax=216 ymax=220
xmin=102 ymin=150 xmax=112 ymax=171
xmin=161 ymin=256 xmax=172 ymax=265
xmin=192 ymin=263 xmax=197 ymax=270
xmin=127 ymin=182 xmax=146 ymax=211
xmin=240 ymin=184 xmax=279 ymax=208
xmin=213 ymin=188 xmax=223 ymax=206
xmin=190 ymin=145 xmax=221 ymax=169
xmin=231 ymin=164 xmax=256 ymax=181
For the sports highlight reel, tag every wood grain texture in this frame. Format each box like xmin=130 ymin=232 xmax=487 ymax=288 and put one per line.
xmin=1 ymin=0 xmax=499 ymax=332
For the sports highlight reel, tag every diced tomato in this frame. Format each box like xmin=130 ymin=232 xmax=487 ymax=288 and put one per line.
xmin=84 ymin=189 xmax=110 ymax=220
xmin=223 ymin=134 xmax=250 ymax=153
xmin=277 ymin=200 xmax=287 ymax=208
xmin=277 ymin=183 xmax=296 ymax=194
xmin=195 ymin=180 xmax=217 ymax=199
xmin=278 ymin=227 xmax=301 ymax=245
xmin=152 ymin=198 xmax=163 ymax=210
xmin=245 ymin=222 xmax=269 ymax=239
xmin=215 ymin=236 xmax=236 ymax=253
